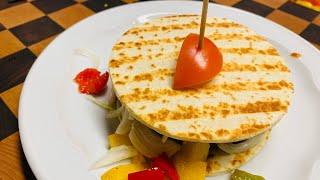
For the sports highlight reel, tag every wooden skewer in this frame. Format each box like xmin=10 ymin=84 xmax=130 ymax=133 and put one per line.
xmin=198 ymin=0 xmax=209 ymax=49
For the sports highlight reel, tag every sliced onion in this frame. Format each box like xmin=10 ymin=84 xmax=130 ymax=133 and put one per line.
xmin=129 ymin=122 xmax=180 ymax=158
xmin=106 ymin=106 xmax=123 ymax=119
xmin=115 ymin=109 xmax=133 ymax=135
xmin=91 ymin=145 xmax=138 ymax=169
xmin=217 ymin=133 xmax=264 ymax=154
xmin=86 ymin=95 xmax=114 ymax=110
xmin=105 ymin=86 xmax=116 ymax=107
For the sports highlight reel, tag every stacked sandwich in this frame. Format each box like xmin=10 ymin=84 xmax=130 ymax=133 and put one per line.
xmin=103 ymin=14 xmax=293 ymax=179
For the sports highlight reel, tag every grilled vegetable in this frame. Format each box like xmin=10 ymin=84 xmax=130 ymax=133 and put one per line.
xmin=131 ymin=153 xmax=147 ymax=167
xmin=115 ymin=108 xmax=133 ymax=135
xmin=108 ymin=134 xmax=131 ymax=148
xmin=174 ymin=160 xmax=206 ymax=180
xmin=151 ymin=153 xmax=179 ymax=180
xmin=86 ymin=95 xmax=114 ymax=110
xmin=173 ymin=142 xmax=209 ymax=180
xmin=101 ymin=163 xmax=144 ymax=180
xmin=129 ymin=153 xmax=179 ymax=180
xmin=91 ymin=145 xmax=137 ymax=169
xmin=129 ymin=122 xmax=180 ymax=158
xmin=128 ymin=167 xmax=165 ymax=180
xmin=105 ymin=106 xmax=123 ymax=119
xmin=231 ymin=169 xmax=265 ymax=180
xmin=217 ymin=133 xmax=264 ymax=154
xmin=177 ymin=142 xmax=210 ymax=161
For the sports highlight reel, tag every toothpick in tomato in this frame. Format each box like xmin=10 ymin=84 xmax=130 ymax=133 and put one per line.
xmin=173 ymin=33 xmax=223 ymax=90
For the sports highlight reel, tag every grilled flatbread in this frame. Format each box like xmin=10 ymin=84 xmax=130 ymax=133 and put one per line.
xmin=109 ymin=15 xmax=293 ymax=143
xmin=206 ymin=131 xmax=270 ymax=176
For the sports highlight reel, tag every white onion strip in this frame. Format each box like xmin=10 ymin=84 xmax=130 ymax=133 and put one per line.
xmin=91 ymin=145 xmax=138 ymax=169
xmin=129 ymin=122 xmax=180 ymax=158
xmin=115 ymin=109 xmax=133 ymax=134
xmin=106 ymin=106 xmax=123 ymax=119
xmin=86 ymin=95 xmax=114 ymax=110
xmin=217 ymin=133 xmax=264 ymax=154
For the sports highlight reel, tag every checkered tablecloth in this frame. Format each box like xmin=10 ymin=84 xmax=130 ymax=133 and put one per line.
xmin=0 ymin=0 xmax=319 ymax=179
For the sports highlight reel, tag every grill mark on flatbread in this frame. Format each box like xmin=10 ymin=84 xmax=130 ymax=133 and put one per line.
xmin=110 ymin=48 xmax=279 ymax=68
xmin=154 ymin=113 xmax=277 ymax=140
xmin=112 ymin=34 xmax=265 ymax=50
xmin=110 ymin=54 xmax=147 ymax=68
xmin=112 ymin=47 xmax=278 ymax=59
xmin=222 ymin=62 xmax=289 ymax=72
xmin=120 ymin=80 xmax=293 ymax=103
xmin=113 ymin=63 xmax=289 ymax=84
xmin=124 ymin=22 xmax=245 ymax=35
xmin=174 ymin=123 xmax=271 ymax=142
xmin=142 ymin=100 xmax=288 ymax=123
xmin=126 ymin=90 xmax=292 ymax=115
xmin=112 ymin=37 xmax=183 ymax=51
xmin=146 ymin=15 xmax=231 ymax=26
xmin=113 ymin=72 xmax=292 ymax=96
xmin=110 ymin=52 xmax=178 ymax=68
xmin=212 ymin=34 xmax=265 ymax=41
xmin=176 ymin=123 xmax=270 ymax=141
xmin=110 ymin=52 xmax=283 ymax=69
xmin=142 ymin=15 xmax=200 ymax=26
xmin=160 ymin=14 xmax=199 ymax=18
xmin=121 ymin=28 xmax=253 ymax=43
xmin=220 ymin=47 xmax=279 ymax=56
xmin=110 ymin=51 xmax=179 ymax=68
xmin=132 ymin=68 xmax=173 ymax=82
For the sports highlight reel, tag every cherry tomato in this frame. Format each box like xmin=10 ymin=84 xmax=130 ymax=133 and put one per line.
xmin=74 ymin=68 xmax=109 ymax=94
xmin=173 ymin=33 xmax=223 ymax=90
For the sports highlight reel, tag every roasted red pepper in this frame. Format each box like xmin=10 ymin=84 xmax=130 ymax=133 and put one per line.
xmin=74 ymin=68 xmax=109 ymax=95
xmin=152 ymin=153 xmax=179 ymax=180
xmin=128 ymin=154 xmax=179 ymax=180
xmin=128 ymin=167 xmax=165 ymax=180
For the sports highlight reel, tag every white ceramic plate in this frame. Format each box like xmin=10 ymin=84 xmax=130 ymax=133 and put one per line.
xmin=19 ymin=1 xmax=320 ymax=180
